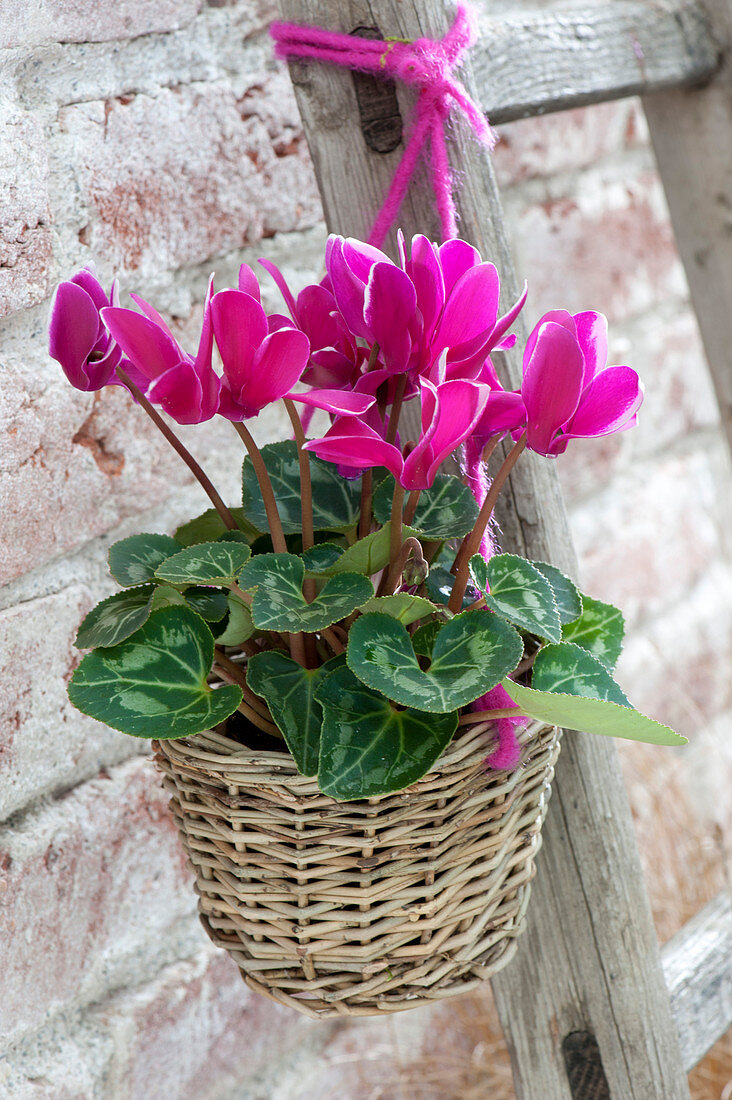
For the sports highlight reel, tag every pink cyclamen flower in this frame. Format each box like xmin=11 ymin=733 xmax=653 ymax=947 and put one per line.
xmin=324 ymin=232 xmax=526 ymax=381
xmin=212 ymin=265 xmax=375 ymax=423
xmin=520 ymin=310 xmax=644 ymax=455
xmin=102 ymin=279 xmax=220 ymax=425
xmin=305 ymin=369 xmax=492 ymax=491
xmin=49 ymin=266 xmax=123 ymax=391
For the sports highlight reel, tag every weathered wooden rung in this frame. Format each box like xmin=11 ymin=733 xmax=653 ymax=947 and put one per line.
xmin=470 ymin=0 xmax=720 ymax=123
xmin=663 ymin=891 xmax=732 ymax=1072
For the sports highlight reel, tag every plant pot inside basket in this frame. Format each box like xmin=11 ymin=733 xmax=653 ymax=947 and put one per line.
xmin=154 ymin=718 xmax=559 ymax=1019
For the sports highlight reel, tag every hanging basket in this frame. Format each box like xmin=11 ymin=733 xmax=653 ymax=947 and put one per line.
xmin=154 ymin=719 xmax=560 ymax=1019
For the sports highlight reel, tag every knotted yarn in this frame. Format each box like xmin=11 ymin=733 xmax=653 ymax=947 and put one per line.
xmin=271 ymin=4 xmax=496 ymax=246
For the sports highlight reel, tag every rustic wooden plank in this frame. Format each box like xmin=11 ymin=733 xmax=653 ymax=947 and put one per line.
xmin=642 ymin=0 xmax=732 ymax=453
xmin=664 ymin=892 xmax=732 ymax=1072
xmin=279 ymin=3 xmax=691 ymax=1097
xmin=471 ymin=0 xmax=720 ymax=124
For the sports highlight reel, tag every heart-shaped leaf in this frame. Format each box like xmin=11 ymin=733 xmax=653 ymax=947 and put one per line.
xmin=108 ymin=533 xmax=182 ymax=587
xmin=373 ymin=473 xmax=478 ymax=538
xmin=214 ymin=594 xmax=255 ymax=645
xmin=503 ymin=677 xmax=686 ymax=747
xmin=424 ymin=565 xmax=479 ymax=610
xmin=68 ymin=607 xmax=242 ymax=739
xmin=184 ymin=587 xmax=229 ymax=622
xmin=174 ymin=508 xmax=257 ymax=546
xmin=471 ymin=553 xmax=562 ymax=642
xmin=412 ymin=620 xmax=442 ymax=658
xmin=531 ymin=642 xmax=629 ymax=704
xmin=75 ymin=586 xmax=155 ymax=649
xmin=155 ymin=541 xmax=251 ymax=586
xmin=530 ymin=561 xmax=583 ymax=625
xmin=247 ymin=652 xmax=342 ymax=775
xmin=347 ymin=611 xmax=523 ymax=713
xmin=316 ymin=666 xmax=458 ymax=800
xmin=312 ymin=524 xmax=419 ymax=579
xmin=359 ymin=594 xmax=437 ymax=625
xmin=301 ymin=542 xmax=345 ymax=574
xmin=238 ymin=553 xmax=373 ymax=632
xmin=242 ymin=440 xmax=361 ymax=534
xmin=561 ymin=596 xmax=624 ymax=669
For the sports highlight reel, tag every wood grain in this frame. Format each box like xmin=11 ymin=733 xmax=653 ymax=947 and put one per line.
xmin=642 ymin=0 xmax=732 ymax=452
xmin=472 ymin=0 xmax=719 ymax=124
xmin=278 ymin=2 xmax=692 ymax=1096
xmin=663 ymin=891 xmax=732 ymax=1072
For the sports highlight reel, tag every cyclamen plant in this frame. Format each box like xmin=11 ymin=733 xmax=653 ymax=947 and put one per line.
xmin=52 ymin=233 xmax=684 ymax=801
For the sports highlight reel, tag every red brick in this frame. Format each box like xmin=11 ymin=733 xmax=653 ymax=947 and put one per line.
xmin=0 ymin=0 xmax=203 ymax=50
xmin=60 ymin=81 xmax=321 ymax=278
xmin=510 ymin=168 xmax=685 ymax=323
xmin=494 ymin=100 xmax=647 ymax=187
xmin=0 ymin=104 xmax=51 ymax=317
xmin=0 ymin=758 xmax=193 ymax=1044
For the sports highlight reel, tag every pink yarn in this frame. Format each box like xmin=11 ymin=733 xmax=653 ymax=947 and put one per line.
xmin=476 ymin=683 xmax=527 ymax=771
xmin=271 ymin=4 xmax=496 ymax=246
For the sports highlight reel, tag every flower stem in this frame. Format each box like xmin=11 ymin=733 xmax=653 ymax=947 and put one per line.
xmin=117 ymin=368 xmax=237 ymax=531
xmin=232 ymin=421 xmax=287 ymax=554
xmin=359 ymin=468 xmax=373 ymax=540
xmin=283 ymin=398 xmax=314 ymax=553
xmin=457 ymin=707 xmax=525 ymax=726
xmin=403 ymin=489 xmax=421 ymax=526
xmin=385 ymin=374 xmax=408 ymax=445
xmin=449 ymin=433 xmax=527 ymax=614
xmin=378 ymin=481 xmax=405 ymax=595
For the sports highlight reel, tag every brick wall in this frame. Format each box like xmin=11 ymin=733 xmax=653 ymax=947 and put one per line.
xmin=1 ymin=2 xmax=730 ymax=1095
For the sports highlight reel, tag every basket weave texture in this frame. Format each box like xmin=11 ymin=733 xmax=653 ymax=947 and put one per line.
xmin=155 ymin=719 xmax=560 ymax=1019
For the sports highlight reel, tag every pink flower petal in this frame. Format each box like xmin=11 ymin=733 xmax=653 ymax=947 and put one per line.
xmin=574 ymin=310 xmax=608 ymax=390
xmin=521 ymin=321 xmax=585 ymax=455
xmin=237 ymin=263 xmax=261 ymax=302
xmin=437 ymin=238 xmax=481 ymax=297
xmin=305 ymin=418 xmax=404 ymax=479
xmin=49 ymin=282 xmax=104 ymax=389
xmin=406 ymin=234 xmax=444 ymax=341
xmin=435 ymin=263 xmax=500 ymax=351
xmin=523 ymin=309 xmax=575 ymax=365
xmin=258 ymin=258 xmax=297 ymax=318
xmin=288 ymin=389 xmax=376 ymax=416
xmin=128 ymin=293 xmax=175 ymax=339
xmin=563 ymin=365 xmax=644 ymax=439
xmin=102 ymin=306 xmax=180 ymax=381
xmin=246 ymin=328 xmax=310 ymax=410
xmin=364 ymin=262 xmax=416 ymax=371
xmin=147 ymin=360 xmax=219 ymax=425
xmin=403 ymin=379 xmax=490 ymax=489
xmin=210 ymin=289 xmax=267 ymax=392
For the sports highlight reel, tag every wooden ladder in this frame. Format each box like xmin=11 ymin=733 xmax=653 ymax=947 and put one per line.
xmin=278 ymin=2 xmax=732 ymax=1096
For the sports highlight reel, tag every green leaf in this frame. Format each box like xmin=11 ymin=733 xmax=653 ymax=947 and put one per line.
xmin=359 ymin=593 xmax=437 ymax=625
xmin=214 ymin=595 xmax=255 ymax=645
xmin=561 ymin=596 xmax=624 ymax=669
xmin=412 ymin=620 xmax=441 ymax=659
xmin=155 ymin=541 xmax=251 ymax=586
xmin=424 ymin=565 xmax=478 ymax=609
xmin=471 ymin=553 xmax=562 ymax=642
xmin=174 ymin=508 xmax=257 ymax=546
xmin=108 ymin=533 xmax=182 ymax=587
xmin=301 ymin=542 xmax=345 ymax=574
xmin=75 ymin=586 xmax=154 ymax=649
xmin=530 ymin=561 xmax=583 ymax=625
xmin=238 ymin=553 xmax=373 ymax=632
xmin=503 ymin=678 xmax=686 ymax=747
xmin=347 ymin=611 xmax=523 ymax=713
xmin=242 ymin=440 xmax=361 ymax=534
xmin=322 ymin=523 xmax=418 ymax=578
xmin=247 ymin=652 xmax=341 ymax=775
xmin=531 ymin=642 xmax=629 ymax=704
xmin=68 ymin=607 xmax=242 ymax=739
xmin=184 ymin=587 xmax=229 ymax=623
xmin=149 ymin=584 xmax=187 ymax=611
xmin=373 ymin=473 xmax=478 ymax=539
xmin=316 ymin=666 xmax=458 ymax=800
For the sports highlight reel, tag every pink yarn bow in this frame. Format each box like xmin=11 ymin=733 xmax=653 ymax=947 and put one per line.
xmin=271 ymin=4 xmax=496 ymax=246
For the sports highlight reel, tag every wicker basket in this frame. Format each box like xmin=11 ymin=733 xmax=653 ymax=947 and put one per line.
xmin=154 ymin=718 xmax=560 ymax=1019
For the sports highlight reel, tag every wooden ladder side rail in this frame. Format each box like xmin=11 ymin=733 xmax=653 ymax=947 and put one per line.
xmin=642 ymin=0 xmax=732 ymax=453
xmin=663 ymin=891 xmax=732 ymax=1072
xmin=279 ymin=3 xmax=691 ymax=1096
xmin=470 ymin=0 xmax=719 ymax=124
